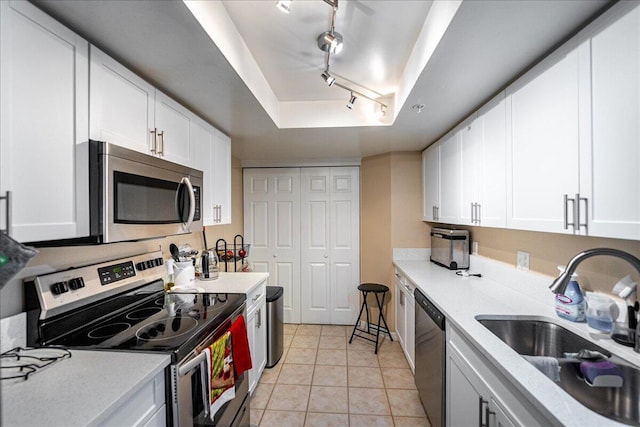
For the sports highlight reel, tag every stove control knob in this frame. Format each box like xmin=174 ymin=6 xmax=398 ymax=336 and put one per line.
xmin=156 ymin=323 xmax=166 ymax=332
xmin=155 ymin=258 xmax=164 ymax=266
xmin=148 ymin=327 xmax=158 ymax=337
xmin=139 ymin=332 xmax=150 ymax=340
xmin=50 ymin=281 xmax=69 ymax=295
xmin=136 ymin=262 xmax=147 ymax=271
xmin=146 ymin=260 xmax=154 ymax=269
xmin=69 ymin=277 xmax=85 ymax=290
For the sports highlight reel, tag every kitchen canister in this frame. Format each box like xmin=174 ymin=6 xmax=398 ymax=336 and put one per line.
xmin=172 ymin=260 xmax=196 ymax=288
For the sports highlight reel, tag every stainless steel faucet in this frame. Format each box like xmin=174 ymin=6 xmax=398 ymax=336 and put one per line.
xmin=549 ymin=248 xmax=640 ymax=295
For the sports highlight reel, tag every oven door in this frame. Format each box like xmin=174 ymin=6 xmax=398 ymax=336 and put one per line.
xmin=93 ymin=140 xmax=203 ymax=243
xmin=173 ymin=306 xmax=249 ymax=427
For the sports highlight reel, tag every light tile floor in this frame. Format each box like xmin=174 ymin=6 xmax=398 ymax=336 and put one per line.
xmin=251 ymin=324 xmax=430 ymax=427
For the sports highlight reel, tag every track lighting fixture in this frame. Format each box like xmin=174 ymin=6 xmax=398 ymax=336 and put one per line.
xmin=276 ymin=0 xmax=292 ymax=14
xmin=375 ymin=104 xmax=387 ymax=118
xmin=321 ymin=71 xmax=336 ymax=87
xmin=316 ymin=0 xmax=387 ymax=115
xmin=317 ymin=31 xmax=344 ymax=54
xmin=346 ymin=93 xmax=357 ymax=110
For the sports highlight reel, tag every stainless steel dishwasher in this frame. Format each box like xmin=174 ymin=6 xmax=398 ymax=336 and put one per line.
xmin=414 ymin=288 xmax=446 ymax=427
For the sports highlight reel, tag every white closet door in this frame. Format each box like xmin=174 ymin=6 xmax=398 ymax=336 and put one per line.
xmin=244 ymin=169 xmax=301 ymax=323
xmin=329 ymin=167 xmax=360 ymax=325
xmin=301 ymin=168 xmax=331 ymax=324
xmin=300 ymin=167 xmax=360 ymax=325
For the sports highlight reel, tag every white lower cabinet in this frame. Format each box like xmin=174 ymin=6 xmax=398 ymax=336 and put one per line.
xmin=394 ymin=270 xmax=415 ymax=372
xmin=447 ymin=326 xmax=548 ymax=427
xmin=247 ymin=280 xmax=267 ymax=393
xmin=99 ymin=370 xmax=166 ymax=427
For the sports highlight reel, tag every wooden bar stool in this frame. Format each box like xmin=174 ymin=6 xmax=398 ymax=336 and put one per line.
xmin=349 ymin=283 xmax=393 ymax=354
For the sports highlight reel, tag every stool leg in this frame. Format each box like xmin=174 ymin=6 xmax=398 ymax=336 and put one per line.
xmin=349 ymin=291 xmax=367 ymax=344
xmin=363 ymin=291 xmax=370 ymax=334
xmin=374 ymin=292 xmax=382 ymax=354
xmin=379 ymin=291 xmax=393 ymax=341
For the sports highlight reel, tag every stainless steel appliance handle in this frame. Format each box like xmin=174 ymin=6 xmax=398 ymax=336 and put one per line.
xmin=179 ymin=350 xmax=207 ymax=377
xmin=1 ymin=191 xmax=10 ymax=235
xmin=180 ymin=177 xmax=196 ymax=231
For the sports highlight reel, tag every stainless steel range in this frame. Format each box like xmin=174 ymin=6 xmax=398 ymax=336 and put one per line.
xmin=24 ymin=250 xmax=249 ymax=426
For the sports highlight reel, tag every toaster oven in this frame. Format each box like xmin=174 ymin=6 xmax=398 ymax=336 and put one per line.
xmin=430 ymin=227 xmax=469 ymax=270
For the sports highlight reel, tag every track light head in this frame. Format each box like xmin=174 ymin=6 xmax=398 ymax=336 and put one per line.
xmin=321 ymin=71 xmax=336 ymax=87
xmin=375 ymin=104 xmax=387 ymax=118
xmin=317 ymin=31 xmax=344 ymax=54
xmin=346 ymin=93 xmax=357 ymax=110
xmin=276 ymin=0 xmax=292 ymax=13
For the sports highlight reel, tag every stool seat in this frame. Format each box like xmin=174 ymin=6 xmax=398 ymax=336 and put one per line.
xmin=358 ymin=283 xmax=389 ymax=293
xmin=349 ymin=282 xmax=393 ymax=354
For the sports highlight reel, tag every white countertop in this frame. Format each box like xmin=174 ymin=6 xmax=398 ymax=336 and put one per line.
xmin=1 ymin=349 xmax=169 ymax=427
xmin=394 ymin=255 xmax=639 ymax=427
xmin=192 ymin=272 xmax=269 ymax=294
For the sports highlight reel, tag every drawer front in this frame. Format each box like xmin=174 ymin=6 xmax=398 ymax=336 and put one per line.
xmin=247 ymin=280 xmax=266 ymax=314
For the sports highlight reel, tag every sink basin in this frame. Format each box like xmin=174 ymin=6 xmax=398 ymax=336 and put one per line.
xmin=477 ymin=316 xmax=640 ymax=426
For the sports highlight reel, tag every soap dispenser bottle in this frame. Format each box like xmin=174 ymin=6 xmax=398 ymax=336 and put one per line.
xmin=555 ymin=266 xmax=586 ymax=322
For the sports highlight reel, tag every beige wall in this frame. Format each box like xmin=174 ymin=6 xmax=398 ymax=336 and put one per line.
xmin=361 ymin=152 xmax=430 ymax=330
xmin=458 ymin=226 xmax=640 ymax=294
xmin=361 ymin=150 xmax=640 ymax=331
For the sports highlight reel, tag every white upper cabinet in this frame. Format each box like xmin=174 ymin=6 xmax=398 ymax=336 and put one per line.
xmin=580 ymin=3 xmax=640 ymax=240
xmin=212 ymin=130 xmax=232 ymax=225
xmin=0 ymin=0 xmax=89 ymax=242
xmin=422 ymin=143 xmax=440 ymax=221
xmin=154 ymin=90 xmax=192 ymax=166
xmin=506 ymin=46 xmax=581 ymax=234
xmin=459 ymin=115 xmax=480 ymax=225
xmin=478 ymin=94 xmax=507 ymax=228
xmin=191 ymin=116 xmax=215 ymax=226
xmin=89 ymin=46 xmax=155 ymax=155
xmin=191 ymin=117 xmax=232 ymax=226
xmin=438 ymin=131 xmax=461 ymax=225
xmin=90 ymin=47 xmax=193 ymax=166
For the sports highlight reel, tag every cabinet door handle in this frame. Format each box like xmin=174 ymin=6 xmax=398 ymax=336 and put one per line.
xmin=477 ymin=203 xmax=481 ymax=225
xmin=252 ymin=293 xmax=262 ymax=302
xmin=399 ymin=290 xmax=404 ymax=306
xmin=150 ymin=128 xmax=158 ymax=154
xmin=256 ymin=308 xmax=261 ymax=328
xmin=157 ymin=130 xmax=165 ymax=156
xmin=479 ymin=397 xmax=489 ymax=427
xmin=1 ymin=191 xmax=11 ymax=236
xmin=563 ymin=194 xmax=576 ymax=230
xmin=485 ymin=405 xmax=495 ymax=427
xmin=471 ymin=202 xmax=475 ymax=223
xmin=577 ymin=194 xmax=588 ymax=234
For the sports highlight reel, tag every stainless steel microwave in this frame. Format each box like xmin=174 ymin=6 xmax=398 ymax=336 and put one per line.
xmin=33 ymin=141 xmax=203 ymax=245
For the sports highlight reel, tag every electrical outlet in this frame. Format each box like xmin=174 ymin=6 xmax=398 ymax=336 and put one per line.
xmin=516 ymin=251 xmax=530 ymax=270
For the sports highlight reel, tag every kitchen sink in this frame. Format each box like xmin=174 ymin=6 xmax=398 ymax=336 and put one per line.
xmin=476 ymin=316 xmax=640 ymax=426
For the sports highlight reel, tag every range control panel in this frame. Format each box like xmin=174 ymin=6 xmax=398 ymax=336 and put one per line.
xmin=32 ymin=251 xmax=167 ymax=319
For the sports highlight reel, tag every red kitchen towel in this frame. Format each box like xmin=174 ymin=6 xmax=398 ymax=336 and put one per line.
xmin=229 ymin=315 xmax=252 ymax=378
xmin=205 ymin=331 xmax=235 ymax=420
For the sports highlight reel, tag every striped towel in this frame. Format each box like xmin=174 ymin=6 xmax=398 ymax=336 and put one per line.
xmin=205 ymin=331 xmax=235 ymax=420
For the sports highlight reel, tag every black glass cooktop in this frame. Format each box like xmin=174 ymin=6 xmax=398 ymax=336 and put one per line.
xmin=41 ymin=284 xmax=245 ymax=362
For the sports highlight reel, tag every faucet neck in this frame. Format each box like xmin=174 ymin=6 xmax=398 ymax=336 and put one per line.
xmin=550 ymin=248 xmax=640 ymax=295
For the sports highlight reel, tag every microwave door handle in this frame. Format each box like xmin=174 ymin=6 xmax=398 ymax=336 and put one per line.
xmin=180 ymin=177 xmax=196 ymax=231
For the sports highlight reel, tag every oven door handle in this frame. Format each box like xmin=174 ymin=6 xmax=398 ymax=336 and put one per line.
xmin=179 ymin=350 xmax=210 ymax=418
xmin=178 ymin=351 xmax=207 ymax=377
xmin=179 ymin=177 xmax=196 ymax=232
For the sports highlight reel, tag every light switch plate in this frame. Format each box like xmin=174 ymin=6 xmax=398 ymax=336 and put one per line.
xmin=516 ymin=251 xmax=530 ymax=270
